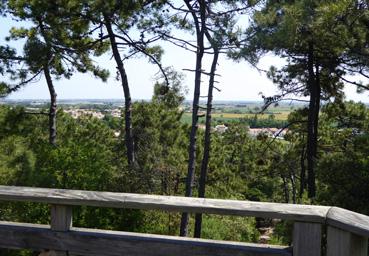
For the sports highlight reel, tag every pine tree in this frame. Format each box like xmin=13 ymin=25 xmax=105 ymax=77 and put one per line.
xmin=230 ymin=0 xmax=369 ymax=198
xmin=1 ymin=1 xmax=109 ymax=145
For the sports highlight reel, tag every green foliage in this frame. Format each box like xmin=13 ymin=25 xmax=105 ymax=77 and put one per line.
xmin=200 ymin=215 xmax=259 ymax=242
xmin=317 ymin=101 xmax=369 ymax=214
xmin=269 ymin=220 xmax=293 ymax=245
xmin=239 ymin=116 xmax=287 ymax=128
xmin=202 ymin=125 xmax=285 ymax=202
xmin=0 ymin=100 xmax=368 ymax=251
xmin=233 ymin=0 xmax=369 ymax=100
xmin=32 ymin=114 xmax=118 ymax=190
xmin=0 ymin=0 xmax=369 ymax=251
xmin=153 ymin=67 xmax=187 ymax=109
xmin=130 ymin=100 xmax=188 ymax=193
xmin=102 ymin=114 xmax=120 ymax=130
xmin=0 ymin=135 xmax=35 ymax=185
xmin=0 ymin=45 xmax=17 ymax=74
xmin=1 ymin=0 xmax=109 ymax=93
xmin=0 ymin=99 xmax=272 ymax=247
xmin=0 ymin=106 xmax=119 ymax=220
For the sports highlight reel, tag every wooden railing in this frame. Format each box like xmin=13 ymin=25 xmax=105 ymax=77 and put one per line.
xmin=0 ymin=185 xmax=368 ymax=256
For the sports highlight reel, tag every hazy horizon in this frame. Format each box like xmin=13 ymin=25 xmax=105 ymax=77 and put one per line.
xmin=2 ymin=98 xmax=369 ymax=106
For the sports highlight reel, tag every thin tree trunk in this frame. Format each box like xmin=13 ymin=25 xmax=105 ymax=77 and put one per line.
xmin=299 ymin=143 xmax=306 ymax=198
xmin=194 ymin=50 xmax=219 ymax=238
xmin=282 ymin=176 xmax=290 ymax=203
xmin=43 ymin=65 xmax=57 ymax=146
xmin=311 ymin=62 xmax=321 ymax=196
xmin=104 ymin=15 xmax=135 ymax=166
xmin=38 ymin=18 xmax=57 ymax=146
xmin=290 ymin=171 xmax=297 ymax=204
xmin=180 ymin=0 xmax=206 ymax=237
xmin=306 ymin=42 xmax=321 ymax=199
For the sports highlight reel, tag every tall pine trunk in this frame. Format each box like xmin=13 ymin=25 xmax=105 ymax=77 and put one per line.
xmin=104 ymin=15 xmax=135 ymax=166
xmin=194 ymin=50 xmax=219 ymax=238
xmin=306 ymin=42 xmax=321 ymax=198
xmin=43 ymin=65 xmax=57 ymax=146
xmin=180 ymin=0 xmax=206 ymax=237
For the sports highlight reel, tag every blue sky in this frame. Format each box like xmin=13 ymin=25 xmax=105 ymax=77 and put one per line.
xmin=1 ymin=16 xmax=369 ymax=103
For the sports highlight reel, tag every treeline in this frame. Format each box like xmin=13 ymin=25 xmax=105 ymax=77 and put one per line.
xmin=239 ymin=116 xmax=287 ymax=129
xmin=0 ymin=100 xmax=368 ymax=247
xmin=210 ymin=116 xmax=287 ymax=128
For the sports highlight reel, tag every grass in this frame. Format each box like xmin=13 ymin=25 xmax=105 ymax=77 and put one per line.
xmin=180 ymin=103 xmax=297 ymax=125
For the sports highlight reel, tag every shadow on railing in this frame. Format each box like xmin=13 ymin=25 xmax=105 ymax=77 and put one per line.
xmin=0 ymin=185 xmax=368 ymax=256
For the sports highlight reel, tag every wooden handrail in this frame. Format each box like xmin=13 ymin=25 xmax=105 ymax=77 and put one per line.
xmin=0 ymin=185 xmax=368 ymax=256
xmin=1 ymin=185 xmax=369 ymax=237
xmin=0 ymin=185 xmax=329 ymax=223
xmin=327 ymin=207 xmax=369 ymax=238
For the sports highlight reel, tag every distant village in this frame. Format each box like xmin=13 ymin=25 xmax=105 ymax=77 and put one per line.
xmin=63 ymin=108 xmax=121 ymax=119
xmin=1 ymin=99 xmax=293 ymax=139
xmin=63 ymin=108 xmax=288 ymax=139
xmin=209 ymin=124 xmax=288 ymax=139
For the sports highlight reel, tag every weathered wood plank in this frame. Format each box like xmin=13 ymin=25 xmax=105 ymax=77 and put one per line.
xmin=293 ymin=222 xmax=321 ymax=256
xmin=50 ymin=205 xmax=72 ymax=231
xmin=327 ymin=207 xmax=369 ymax=238
xmin=0 ymin=186 xmax=329 ymax=223
xmin=0 ymin=221 xmax=292 ymax=256
xmin=50 ymin=205 xmax=73 ymax=256
xmin=350 ymin=234 xmax=368 ymax=256
xmin=326 ymin=226 xmax=368 ymax=256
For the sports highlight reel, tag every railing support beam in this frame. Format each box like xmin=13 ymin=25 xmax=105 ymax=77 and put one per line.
xmin=50 ymin=204 xmax=73 ymax=256
xmin=293 ymin=222 xmax=321 ymax=256
xmin=327 ymin=226 xmax=368 ymax=256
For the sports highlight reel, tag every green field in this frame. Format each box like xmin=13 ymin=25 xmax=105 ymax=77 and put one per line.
xmin=180 ymin=102 xmax=301 ymax=125
xmin=181 ymin=111 xmax=291 ymax=125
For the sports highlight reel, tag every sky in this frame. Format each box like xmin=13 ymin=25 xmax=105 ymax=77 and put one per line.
xmin=1 ymin=15 xmax=369 ymax=103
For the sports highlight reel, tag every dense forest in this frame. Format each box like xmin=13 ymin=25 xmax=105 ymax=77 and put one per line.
xmin=0 ymin=0 xmax=369 ymax=254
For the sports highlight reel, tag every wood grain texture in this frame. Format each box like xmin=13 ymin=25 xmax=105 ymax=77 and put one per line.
xmin=293 ymin=222 xmax=321 ymax=256
xmin=349 ymin=234 xmax=368 ymax=256
xmin=326 ymin=226 xmax=368 ymax=256
xmin=50 ymin=205 xmax=73 ymax=256
xmin=0 ymin=186 xmax=329 ymax=223
xmin=50 ymin=205 xmax=72 ymax=231
xmin=0 ymin=221 xmax=292 ymax=256
xmin=327 ymin=207 xmax=369 ymax=238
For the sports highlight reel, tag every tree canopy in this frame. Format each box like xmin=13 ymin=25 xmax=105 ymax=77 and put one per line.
xmin=0 ymin=1 xmax=369 ymax=253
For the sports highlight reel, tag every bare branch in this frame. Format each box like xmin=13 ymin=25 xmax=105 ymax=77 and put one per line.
xmin=6 ymin=69 xmax=43 ymax=93
xmin=260 ymin=120 xmax=309 ymax=156
xmin=336 ymin=73 xmax=369 ymax=90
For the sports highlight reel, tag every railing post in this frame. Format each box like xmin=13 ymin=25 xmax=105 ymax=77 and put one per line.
xmin=50 ymin=205 xmax=73 ymax=256
xmin=326 ymin=226 xmax=368 ymax=256
xmin=293 ymin=222 xmax=322 ymax=256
